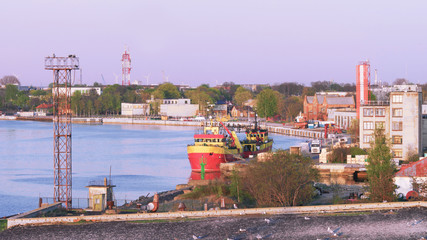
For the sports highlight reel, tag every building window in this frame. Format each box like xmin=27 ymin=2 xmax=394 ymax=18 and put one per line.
xmin=393 ymin=149 xmax=403 ymax=158
xmin=392 ymin=135 xmax=403 ymax=144
xmin=392 ymin=95 xmax=403 ymax=103
xmin=375 ymin=121 xmax=385 ymax=129
xmin=375 ymin=108 xmax=385 ymax=117
xmin=392 ymin=108 xmax=403 ymax=117
xmin=363 ymin=135 xmax=373 ymax=143
xmin=363 ymin=121 xmax=374 ymax=130
xmin=392 ymin=121 xmax=403 ymax=131
xmin=363 ymin=108 xmax=374 ymax=117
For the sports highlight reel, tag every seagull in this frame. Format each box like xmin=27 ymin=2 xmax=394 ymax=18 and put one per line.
xmin=327 ymin=227 xmax=341 ymax=236
xmin=264 ymin=218 xmax=271 ymax=224
xmin=304 ymin=217 xmax=310 ymax=220
xmin=408 ymin=219 xmax=424 ymax=226
xmin=192 ymin=234 xmax=208 ymax=239
xmin=240 ymin=212 xmax=245 ymax=215
xmin=233 ymin=204 xmax=238 ymax=209
xmin=255 ymin=234 xmax=263 ymax=239
xmin=239 ymin=228 xmax=246 ymax=232
xmin=262 ymin=211 xmax=267 ymax=215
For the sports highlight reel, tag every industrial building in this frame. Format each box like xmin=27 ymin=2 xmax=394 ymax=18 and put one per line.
xmin=303 ymin=92 xmax=355 ymax=121
xmin=359 ymin=85 xmax=423 ymax=161
xmin=159 ymin=98 xmax=199 ymax=118
xmin=121 ymin=103 xmax=150 ymax=116
xmin=52 ymin=86 xmax=102 ymax=96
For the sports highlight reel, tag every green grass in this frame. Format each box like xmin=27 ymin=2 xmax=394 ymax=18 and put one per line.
xmin=320 ymin=211 xmax=372 ymax=217
xmin=127 ymin=218 xmax=199 ymax=224
xmin=0 ymin=220 xmax=7 ymax=232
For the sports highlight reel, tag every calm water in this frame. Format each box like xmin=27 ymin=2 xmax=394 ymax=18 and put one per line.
xmin=0 ymin=120 xmax=305 ymax=217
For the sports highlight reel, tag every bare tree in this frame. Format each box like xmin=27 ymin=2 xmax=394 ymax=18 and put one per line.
xmin=0 ymin=75 xmax=20 ymax=86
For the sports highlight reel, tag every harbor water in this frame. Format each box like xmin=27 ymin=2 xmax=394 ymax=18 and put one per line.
xmin=0 ymin=120 xmax=305 ymax=217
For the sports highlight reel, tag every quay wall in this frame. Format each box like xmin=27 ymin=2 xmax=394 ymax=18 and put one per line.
xmin=3 ymin=115 xmax=324 ymax=139
xmin=7 ymin=201 xmax=427 ymax=228
xmin=0 ymin=116 xmax=17 ymax=120
xmin=102 ymin=118 xmax=324 ymax=139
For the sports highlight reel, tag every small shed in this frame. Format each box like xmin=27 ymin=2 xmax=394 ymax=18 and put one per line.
xmin=86 ymin=178 xmax=115 ymax=211
xmin=394 ymin=157 xmax=427 ymax=198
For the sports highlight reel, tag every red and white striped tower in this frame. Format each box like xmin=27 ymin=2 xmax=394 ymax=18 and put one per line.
xmin=356 ymin=61 xmax=370 ymax=119
xmin=121 ymin=48 xmax=131 ymax=86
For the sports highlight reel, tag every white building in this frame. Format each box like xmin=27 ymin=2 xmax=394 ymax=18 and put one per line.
xmin=359 ymin=85 xmax=423 ymax=161
xmin=160 ymin=98 xmax=199 ymax=117
xmin=121 ymin=103 xmax=150 ymax=116
xmin=52 ymin=86 xmax=102 ymax=96
xmin=328 ymin=108 xmax=356 ymax=130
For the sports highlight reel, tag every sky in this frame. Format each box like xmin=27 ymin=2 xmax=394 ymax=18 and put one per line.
xmin=1 ymin=0 xmax=426 ymax=87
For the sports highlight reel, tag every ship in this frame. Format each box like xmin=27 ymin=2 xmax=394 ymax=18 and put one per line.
xmin=187 ymin=120 xmax=273 ymax=175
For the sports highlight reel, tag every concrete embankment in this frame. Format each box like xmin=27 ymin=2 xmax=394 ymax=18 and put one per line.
xmin=7 ymin=201 xmax=427 ymax=228
xmin=3 ymin=115 xmax=324 ymax=139
xmin=102 ymin=118 xmax=323 ymax=139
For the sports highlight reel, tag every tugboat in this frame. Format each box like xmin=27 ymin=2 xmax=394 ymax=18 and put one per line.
xmin=187 ymin=118 xmax=273 ymax=175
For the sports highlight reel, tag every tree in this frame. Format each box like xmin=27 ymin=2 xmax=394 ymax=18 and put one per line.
xmin=233 ymin=86 xmax=252 ymax=107
xmin=153 ymin=83 xmax=181 ymax=99
xmin=0 ymin=75 xmax=20 ymax=86
xmin=272 ymin=82 xmax=304 ymax=97
xmin=328 ymin=145 xmax=350 ymax=163
xmin=366 ymin=127 xmax=397 ymax=202
xmin=241 ymin=150 xmax=318 ymax=207
xmin=5 ymin=84 xmax=18 ymax=102
xmin=311 ymin=81 xmax=331 ymax=91
xmin=393 ymin=78 xmax=409 ymax=85
xmin=256 ymin=88 xmax=279 ymax=118
xmin=302 ymin=87 xmax=316 ymax=97
xmin=282 ymin=96 xmax=303 ymax=121
xmin=348 ymin=119 xmax=359 ymax=143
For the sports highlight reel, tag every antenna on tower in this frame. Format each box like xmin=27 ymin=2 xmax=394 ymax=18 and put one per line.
xmin=144 ymin=74 xmax=150 ymax=85
xmin=162 ymin=70 xmax=169 ymax=83
xmin=121 ymin=47 xmax=131 ymax=86
xmin=113 ymin=73 xmax=119 ymax=84
xmin=374 ymin=69 xmax=378 ymax=85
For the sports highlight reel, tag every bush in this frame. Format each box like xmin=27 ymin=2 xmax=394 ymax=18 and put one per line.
xmin=350 ymin=147 xmax=367 ymax=157
xmin=241 ymin=150 xmax=319 ymax=207
xmin=182 ymin=181 xmax=229 ymax=199
xmin=328 ymin=146 xmax=349 ymax=163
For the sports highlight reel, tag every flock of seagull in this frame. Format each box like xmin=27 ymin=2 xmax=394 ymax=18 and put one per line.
xmin=185 ymin=215 xmax=425 ymax=240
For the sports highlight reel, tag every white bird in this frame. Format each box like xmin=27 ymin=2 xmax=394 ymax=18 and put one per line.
xmin=264 ymin=218 xmax=271 ymax=224
xmin=327 ymin=227 xmax=341 ymax=236
xmin=262 ymin=211 xmax=267 ymax=215
xmin=240 ymin=212 xmax=245 ymax=215
xmin=233 ymin=204 xmax=238 ymax=209
xmin=192 ymin=235 xmax=198 ymax=240
xmin=304 ymin=217 xmax=310 ymax=220
xmin=255 ymin=234 xmax=263 ymax=239
xmin=239 ymin=228 xmax=246 ymax=232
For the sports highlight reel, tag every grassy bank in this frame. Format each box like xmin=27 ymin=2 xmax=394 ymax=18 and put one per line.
xmin=0 ymin=220 xmax=7 ymax=232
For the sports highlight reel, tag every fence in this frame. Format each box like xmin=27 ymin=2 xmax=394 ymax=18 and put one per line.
xmin=40 ymin=197 xmax=131 ymax=210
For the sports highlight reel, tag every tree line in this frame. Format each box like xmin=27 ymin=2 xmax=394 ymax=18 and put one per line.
xmin=1 ymin=80 xmax=358 ymax=119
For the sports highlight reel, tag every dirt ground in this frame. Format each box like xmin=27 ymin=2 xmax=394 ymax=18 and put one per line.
xmin=1 ymin=207 xmax=426 ymax=240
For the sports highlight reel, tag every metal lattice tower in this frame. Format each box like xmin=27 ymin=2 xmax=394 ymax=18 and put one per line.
xmin=45 ymin=55 xmax=79 ymax=209
xmin=121 ymin=48 xmax=131 ymax=86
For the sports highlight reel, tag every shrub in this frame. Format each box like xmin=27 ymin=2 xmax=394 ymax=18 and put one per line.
xmin=241 ymin=150 xmax=319 ymax=207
